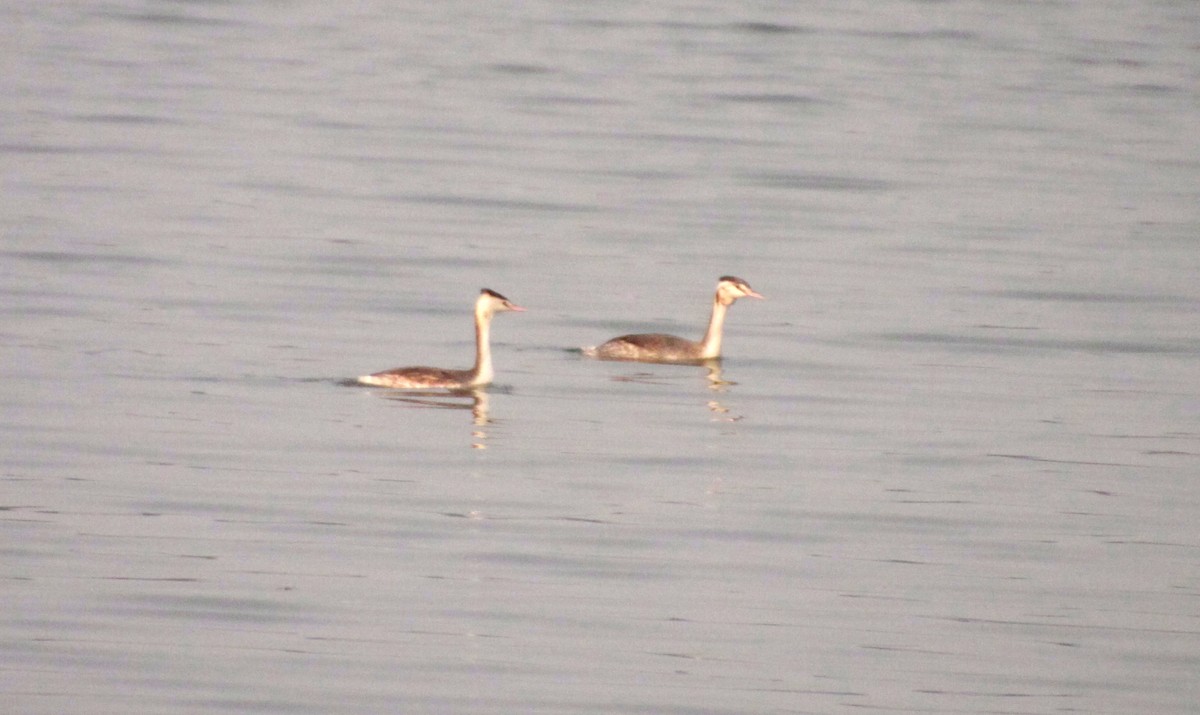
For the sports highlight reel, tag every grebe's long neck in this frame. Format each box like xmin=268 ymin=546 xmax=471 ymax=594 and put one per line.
xmin=470 ymin=307 xmax=494 ymax=385
xmin=698 ymin=293 xmax=729 ymax=359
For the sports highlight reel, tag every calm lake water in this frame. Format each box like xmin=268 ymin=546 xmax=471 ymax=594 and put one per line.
xmin=4 ymin=1 xmax=1199 ymax=713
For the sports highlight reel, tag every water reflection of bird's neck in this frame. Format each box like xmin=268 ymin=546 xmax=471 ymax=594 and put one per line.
xmin=702 ymin=363 xmax=746 ymax=422
xmin=469 ymin=389 xmax=490 ymax=426
xmin=468 ymin=389 xmax=491 ymax=449
xmin=704 ymin=362 xmax=729 ymax=391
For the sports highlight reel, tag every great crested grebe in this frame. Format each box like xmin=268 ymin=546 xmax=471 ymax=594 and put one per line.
xmin=583 ymin=276 xmax=763 ymax=363
xmin=357 ymin=289 xmax=524 ymax=389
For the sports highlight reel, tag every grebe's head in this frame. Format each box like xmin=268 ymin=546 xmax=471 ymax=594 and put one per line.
xmin=716 ymin=276 xmax=764 ymax=305
xmin=477 ymin=288 xmax=526 ymax=316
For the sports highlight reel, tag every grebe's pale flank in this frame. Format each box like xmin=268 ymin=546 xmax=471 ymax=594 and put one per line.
xmin=357 ymin=289 xmax=525 ymax=389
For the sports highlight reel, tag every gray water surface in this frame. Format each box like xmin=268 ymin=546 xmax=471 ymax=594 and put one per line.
xmin=3 ymin=2 xmax=1199 ymax=714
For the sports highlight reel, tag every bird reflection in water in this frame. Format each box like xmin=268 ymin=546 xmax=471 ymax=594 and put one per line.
xmin=608 ymin=361 xmax=747 ymax=422
xmin=702 ymin=363 xmax=745 ymax=422
xmin=380 ymin=388 xmax=493 ymax=448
